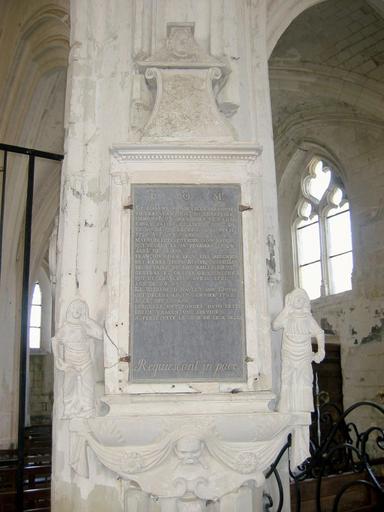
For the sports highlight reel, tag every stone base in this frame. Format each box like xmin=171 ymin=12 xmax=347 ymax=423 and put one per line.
xmin=64 ymin=393 xmax=309 ymax=506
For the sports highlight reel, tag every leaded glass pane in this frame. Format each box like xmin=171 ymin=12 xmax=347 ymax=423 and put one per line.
xmin=297 ymin=221 xmax=320 ymax=265
xmin=32 ymin=282 xmax=42 ymax=305
xmin=329 ymin=252 xmax=353 ymax=294
xmin=299 ymin=261 xmax=322 ymax=300
xmin=30 ymin=305 xmax=41 ymax=327
xmin=327 ymin=209 xmax=352 ymax=256
xmin=29 ymin=327 xmax=41 ymax=349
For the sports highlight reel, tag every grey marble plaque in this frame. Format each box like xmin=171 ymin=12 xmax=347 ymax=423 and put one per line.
xmin=130 ymin=184 xmax=247 ymax=382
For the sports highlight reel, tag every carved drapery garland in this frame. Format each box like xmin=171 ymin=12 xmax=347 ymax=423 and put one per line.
xmin=69 ymin=414 xmax=310 ymax=500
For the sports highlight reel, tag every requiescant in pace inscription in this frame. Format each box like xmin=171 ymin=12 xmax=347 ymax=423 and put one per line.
xmin=130 ymin=184 xmax=247 ymax=382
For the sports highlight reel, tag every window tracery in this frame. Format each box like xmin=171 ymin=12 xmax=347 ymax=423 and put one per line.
xmin=293 ymin=158 xmax=353 ymax=300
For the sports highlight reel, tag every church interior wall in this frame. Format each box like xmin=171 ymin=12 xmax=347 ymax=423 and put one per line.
xmin=270 ymin=0 xmax=384 ymax=442
xmin=0 ymin=0 xmax=383 ymax=509
xmin=0 ymin=0 xmax=69 ymax=448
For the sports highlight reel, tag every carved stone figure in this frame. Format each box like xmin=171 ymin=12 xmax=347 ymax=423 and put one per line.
xmin=52 ymin=299 xmax=103 ymax=418
xmin=272 ymin=288 xmax=325 ymax=413
xmin=174 ymin=437 xmax=204 ymax=469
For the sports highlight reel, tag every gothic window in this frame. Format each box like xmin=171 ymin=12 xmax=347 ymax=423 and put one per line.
xmin=29 ymin=282 xmax=42 ymax=349
xmin=293 ymin=158 xmax=353 ymax=300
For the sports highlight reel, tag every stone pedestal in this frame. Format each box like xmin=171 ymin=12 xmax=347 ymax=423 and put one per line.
xmin=69 ymin=395 xmax=309 ymax=509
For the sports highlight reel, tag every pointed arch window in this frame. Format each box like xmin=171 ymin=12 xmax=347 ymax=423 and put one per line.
xmin=29 ymin=282 xmax=42 ymax=349
xmin=293 ymin=158 xmax=353 ymax=300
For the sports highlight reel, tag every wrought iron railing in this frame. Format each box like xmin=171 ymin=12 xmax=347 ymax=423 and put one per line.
xmin=264 ymin=400 xmax=384 ymax=511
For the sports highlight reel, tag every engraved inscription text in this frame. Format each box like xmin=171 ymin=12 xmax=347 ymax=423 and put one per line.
xmin=130 ymin=184 xmax=246 ymax=382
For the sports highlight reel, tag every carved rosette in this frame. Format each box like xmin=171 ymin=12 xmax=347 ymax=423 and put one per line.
xmin=135 ymin=23 xmax=235 ymax=143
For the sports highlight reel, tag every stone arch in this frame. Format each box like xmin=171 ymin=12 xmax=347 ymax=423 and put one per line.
xmin=267 ymin=0 xmax=327 ymax=57
xmin=274 ymin=114 xmax=384 ymax=182
xmin=0 ymin=2 xmax=69 ymax=274
xmin=0 ymin=3 xmax=69 ymax=140
xmin=269 ymin=64 xmax=384 ymax=130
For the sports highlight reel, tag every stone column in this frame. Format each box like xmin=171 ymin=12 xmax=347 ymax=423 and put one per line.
xmin=52 ymin=2 xmax=292 ymax=511
xmin=53 ymin=1 xmax=133 ymax=509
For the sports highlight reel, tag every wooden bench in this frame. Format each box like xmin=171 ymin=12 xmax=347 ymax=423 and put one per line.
xmin=0 ymin=444 xmax=51 ymax=511
xmin=24 ymin=466 xmax=51 ymax=489
xmin=0 ymin=467 xmax=17 ymax=493
xmin=24 ymin=488 xmax=50 ymax=509
xmin=25 ymin=428 xmax=51 ymax=457
xmin=291 ymin=471 xmax=383 ymax=512
xmin=0 ymin=492 xmax=16 ymax=512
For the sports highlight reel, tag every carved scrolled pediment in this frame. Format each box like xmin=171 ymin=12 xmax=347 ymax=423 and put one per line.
xmin=133 ymin=22 xmax=236 ymax=142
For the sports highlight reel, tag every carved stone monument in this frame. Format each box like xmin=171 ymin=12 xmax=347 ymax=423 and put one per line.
xmin=52 ymin=8 xmax=319 ymax=511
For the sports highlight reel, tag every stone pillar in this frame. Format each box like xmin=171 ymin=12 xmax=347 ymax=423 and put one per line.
xmin=52 ymin=1 xmax=300 ymax=511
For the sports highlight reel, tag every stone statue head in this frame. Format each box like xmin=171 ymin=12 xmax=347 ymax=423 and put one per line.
xmin=175 ymin=436 xmax=203 ymax=464
xmin=66 ymin=299 xmax=89 ymax=324
xmin=286 ymin=288 xmax=310 ymax=313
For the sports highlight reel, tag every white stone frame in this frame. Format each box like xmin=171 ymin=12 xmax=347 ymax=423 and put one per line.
xmin=104 ymin=144 xmax=273 ymax=396
xmin=292 ymin=155 xmax=353 ymax=299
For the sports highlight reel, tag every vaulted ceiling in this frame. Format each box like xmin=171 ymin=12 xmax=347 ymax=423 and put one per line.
xmin=269 ymin=0 xmax=384 ymax=166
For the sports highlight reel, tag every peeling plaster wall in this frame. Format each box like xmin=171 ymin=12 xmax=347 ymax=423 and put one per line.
xmin=311 ymin=294 xmax=384 ymax=445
